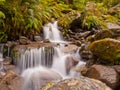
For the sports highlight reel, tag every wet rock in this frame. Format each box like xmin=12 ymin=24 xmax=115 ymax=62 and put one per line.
xmin=43 ymin=39 xmax=50 ymax=43
xmin=88 ymin=38 xmax=120 ymax=64
xmin=41 ymin=76 xmax=112 ymax=90
xmin=86 ymin=65 xmax=119 ymax=89
xmin=0 ymin=70 xmax=23 ymax=90
xmin=73 ymin=62 xmax=87 ymax=75
xmin=66 ymin=56 xmax=79 ymax=74
xmin=19 ymin=36 xmax=30 ymax=45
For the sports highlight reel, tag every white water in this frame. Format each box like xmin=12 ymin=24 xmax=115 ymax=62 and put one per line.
xmin=17 ymin=21 xmax=86 ymax=90
xmin=43 ymin=21 xmax=63 ymax=42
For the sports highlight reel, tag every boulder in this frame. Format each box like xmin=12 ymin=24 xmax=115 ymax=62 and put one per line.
xmin=88 ymin=38 xmax=120 ymax=64
xmin=86 ymin=65 xmax=119 ymax=89
xmin=0 ymin=70 xmax=23 ymax=90
xmin=40 ymin=76 xmax=112 ymax=90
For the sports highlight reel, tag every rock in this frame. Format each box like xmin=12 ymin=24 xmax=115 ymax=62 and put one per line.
xmin=80 ymin=31 xmax=91 ymax=38
xmin=66 ymin=56 xmax=79 ymax=74
xmin=86 ymin=65 xmax=119 ymax=89
xmin=41 ymin=76 xmax=112 ymax=90
xmin=3 ymin=65 xmax=20 ymax=75
xmin=73 ymin=61 xmax=87 ymax=75
xmin=113 ymin=65 xmax=120 ymax=74
xmin=3 ymin=57 xmax=12 ymax=65
xmin=0 ymin=70 xmax=23 ymax=90
xmin=107 ymin=23 xmax=120 ymax=30
xmin=43 ymin=39 xmax=50 ymax=43
xmin=88 ymin=38 xmax=120 ymax=64
xmin=19 ymin=36 xmax=30 ymax=45
xmin=94 ymin=30 xmax=113 ymax=40
xmin=34 ymin=36 xmax=42 ymax=42
xmin=60 ymin=44 xmax=78 ymax=53
xmin=0 ymin=72 xmax=4 ymax=81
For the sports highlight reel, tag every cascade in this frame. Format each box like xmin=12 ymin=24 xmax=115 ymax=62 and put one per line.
xmin=43 ymin=20 xmax=63 ymax=42
xmin=0 ymin=44 xmax=4 ymax=72
xmin=15 ymin=47 xmax=54 ymax=72
xmin=12 ymin=20 xmax=86 ymax=90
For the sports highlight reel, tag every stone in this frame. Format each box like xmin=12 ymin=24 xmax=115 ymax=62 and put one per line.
xmin=61 ymin=44 xmax=78 ymax=53
xmin=66 ymin=56 xmax=79 ymax=74
xmin=0 ymin=70 xmax=23 ymax=90
xmin=41 ymin=76 xmax=112 ymax=90
xmin=88 ymin=38 xmax=120 ymax=65
xmin=19 ymin=36 xmax=30 ymax=45
xmin=3 ymin=65 xmax=20 ymax=75
xmin=34 ymin=36 xmax=42 ymax=42
xmin=94 ymin=30 xmax=113 ymax=40
xmin=113 ymin=65 xmax=120 ymax=74
xmin=86 ymin=65 xmax=119 ymax=89
xmin=3 ymin=57 xmax=12 ymax=65
xmin=43 ymin=39 xmax=50 ymax=43
xmin=107 ymin=23 xmax=120 ymax=30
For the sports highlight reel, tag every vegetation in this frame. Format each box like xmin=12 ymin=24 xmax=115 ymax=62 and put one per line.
xmin=0 ymin=0 xmax=120 ymax=42
xmin=88 ymin=38 xmax=120 ymax=65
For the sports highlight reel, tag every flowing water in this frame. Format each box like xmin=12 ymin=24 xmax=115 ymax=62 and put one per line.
xmin=43 ymin=21 xmax=63 ymax=42
xmin=0 ymin=44 xmax=4 ymax=73
xmin=12 ymin=21 xmax=86 ymax=90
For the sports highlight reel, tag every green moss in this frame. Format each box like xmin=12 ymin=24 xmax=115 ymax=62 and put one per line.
xmin=88 ymin=38 xmax=120 ymax=65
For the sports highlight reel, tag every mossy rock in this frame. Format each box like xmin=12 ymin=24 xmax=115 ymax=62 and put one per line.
xmin=88 ymin=38 xmax=120 ymax=65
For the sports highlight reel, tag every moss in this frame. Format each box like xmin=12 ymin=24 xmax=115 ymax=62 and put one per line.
xmin=88 ymin=38 xmax=120 ymax=65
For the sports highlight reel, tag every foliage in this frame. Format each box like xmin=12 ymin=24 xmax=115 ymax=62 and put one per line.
xmin=0 ymin=0 xmax=120 ymax=42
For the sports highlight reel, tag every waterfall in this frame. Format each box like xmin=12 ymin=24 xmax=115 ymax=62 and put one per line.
xmin=14 ymin=20 xmax=86 ymax=90
xmin=0 ymin=44 xmax=4 ymax=72
xmin=15 ymin=47 xmax=54 ymax=72
xmin=20 ymin=45 xmax=84 ymax=90
xmin=43 ymin=21 xmax=63 ymax=42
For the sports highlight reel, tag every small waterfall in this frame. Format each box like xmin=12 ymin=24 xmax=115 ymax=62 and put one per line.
xmin=51 ymin=47 xmax=68 ymax=76
xmin=43 ymin=21 xmax=63 ymax=42
xmin=15 ymin=47 xmax=54 ymax=72
xmin=0 ymin=44 xmax=4 ymax=73
xmin=16 ymin=20 xmax=86 ymax=90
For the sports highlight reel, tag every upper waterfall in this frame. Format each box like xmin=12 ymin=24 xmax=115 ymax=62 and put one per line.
xmin=43 ymin=19 xmax=63 ymax=42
